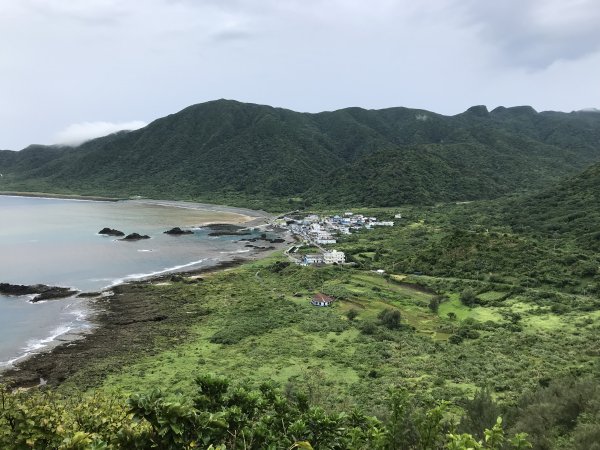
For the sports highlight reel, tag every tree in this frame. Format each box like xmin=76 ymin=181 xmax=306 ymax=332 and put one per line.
xmin=460 ymin=387 xmax=501 ymax=438
xmin=346 ymin=309 xmax=359 ymax=321
xmin=428 ymin=295 xmax=445 ymax=313
xmin=460 ymin=289 xmax=478 ymax=307
xmin=378 ymin=308 xmax=402 ymax=329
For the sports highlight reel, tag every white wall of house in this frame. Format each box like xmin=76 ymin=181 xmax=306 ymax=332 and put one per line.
xmin=303 ymin=254 xmax=324 ymax=265
xmin=324 ymin=250 xmax=345 ymax=264
xmin=317 ymin=238 xmax=337 ymax=244
xmin=373 ymin=221 xmax=394 ymax=227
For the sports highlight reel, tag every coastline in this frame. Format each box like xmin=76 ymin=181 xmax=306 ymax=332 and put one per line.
xmin=1 ymin=229 xmax=291 ymax=389
xmin=128 ymin=199 xmax=271 ymax=227
xmin=0 ymin=192 xmax=272 ymax=227
xmin=0 ymin=193 xmax=277 ymax=224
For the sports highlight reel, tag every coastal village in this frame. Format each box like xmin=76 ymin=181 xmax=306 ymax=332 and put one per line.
xmin=275 ymin=211 xmax=397 ymax=265
xmin=271 ymin=211 xmax=399 ymax=306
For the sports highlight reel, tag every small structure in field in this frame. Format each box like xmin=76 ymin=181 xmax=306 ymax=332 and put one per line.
xmin=311 ymin=293 xmax=335 ymax=307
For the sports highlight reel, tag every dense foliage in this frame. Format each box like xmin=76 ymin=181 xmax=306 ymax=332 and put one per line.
xmin=1 ymin=375 xmax=536 ymax=450
xmin=1 ymin=101 xmax=600 ymax=209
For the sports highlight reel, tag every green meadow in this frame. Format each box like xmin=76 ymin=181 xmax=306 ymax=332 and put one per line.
xmin=54 ymin=248 xmax=596 ymax=421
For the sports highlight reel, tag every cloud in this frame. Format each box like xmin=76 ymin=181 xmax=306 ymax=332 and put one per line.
xmin=54 ymin=121 xmax=147 ymax=146
xmin=211 ymin=28 xmax=254 ymax=43
xmin=1 ymin=0 xmax=599 ymax=149
xmin=456 ymin=0 xmax=600 ymax=69
xmin=22 ymin=0 xmax=129 ymax=26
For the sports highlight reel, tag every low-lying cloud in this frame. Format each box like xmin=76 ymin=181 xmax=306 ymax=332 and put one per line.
xmin=54 ymin=120 xmax=148 ymax=146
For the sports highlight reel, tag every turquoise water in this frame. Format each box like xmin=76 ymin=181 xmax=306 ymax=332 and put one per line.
xmin=0 ymin=196 xmax=258 ymax=368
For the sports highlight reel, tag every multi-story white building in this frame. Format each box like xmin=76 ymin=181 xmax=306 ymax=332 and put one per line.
xmin=324 ymin=250 xmax=345 ymax=264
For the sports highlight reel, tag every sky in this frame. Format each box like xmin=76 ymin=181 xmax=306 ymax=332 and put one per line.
xmin=1 ymin=0 xmax=600 ymax=150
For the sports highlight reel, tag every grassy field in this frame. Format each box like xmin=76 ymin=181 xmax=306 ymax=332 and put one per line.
xmin=47 ymin=249 xmax=595 ymax=420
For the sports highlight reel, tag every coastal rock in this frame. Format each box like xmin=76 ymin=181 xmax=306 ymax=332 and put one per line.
xmin=35 ymin=287 xmax=79 ymax=301
xmin=206 ymin=223 xmax=251 ymax=237
xmin=115 ymin=315 xmax=168 ymax=326
xmin=98 ymin=227 xmax=125 ymax=237
xmin=0 ymin=283 xmax=37 ymax=296
xmin=206 ymin=223 xmax=246 ymax=231
xmin=120 ymin=233 xmax=151 ymax=241
xmin=77 ymin=292 xmax=102 ymax=298
xmin=208 ymin=230 xmax=251 ymax=237
xmin=164 ymin=227 xmax=193 ymax=235
xmin=0 ymin=283 xmax=78 ymax=302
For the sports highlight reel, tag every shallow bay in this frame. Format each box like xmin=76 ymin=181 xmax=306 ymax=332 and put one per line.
xmin=0 ymin=195 xmax=262 ymax=367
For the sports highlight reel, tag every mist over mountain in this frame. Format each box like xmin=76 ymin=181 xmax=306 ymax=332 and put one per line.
xmin=1 ymin=99 xmax=600 ymax=209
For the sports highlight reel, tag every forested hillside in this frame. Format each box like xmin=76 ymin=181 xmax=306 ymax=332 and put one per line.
xmin=1 ymin=101 xmax=600 ymax=208
xmin=419 ymin=158 xmax=600 ymax=252
xmin=503 ymin=161 xmax=600 ymax=247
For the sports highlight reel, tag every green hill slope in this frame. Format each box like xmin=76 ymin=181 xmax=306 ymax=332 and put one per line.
xmin=1 ymin=100 xmax=600 ymax=208
xmin=503 ymin=161 xmax=600 ymax=250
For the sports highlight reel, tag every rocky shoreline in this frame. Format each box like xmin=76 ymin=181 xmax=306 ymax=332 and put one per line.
xmin=0 ymin=234 xmax=290 ymax=389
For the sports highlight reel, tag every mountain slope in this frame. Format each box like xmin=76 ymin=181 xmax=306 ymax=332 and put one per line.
xmin=1 ymin=100 xmax=600 ymax=208
xmin=502 ymin=161 xmax=600 ymax=250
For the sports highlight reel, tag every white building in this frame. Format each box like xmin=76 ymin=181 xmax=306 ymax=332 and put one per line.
xmin=317 ymin=238 xmax=337 ymax=245
xmin=311 ymin=293 xmax=335 ymax=307
xmin=303 ymin=254 xmax=324 ymax=265
xmin=324 ymin=250 xmax=345 ymax=265
xmin=315 ymin=230 xmax=333 ymax=240
xmin=373 ymin=221 xmax=394 ymax=227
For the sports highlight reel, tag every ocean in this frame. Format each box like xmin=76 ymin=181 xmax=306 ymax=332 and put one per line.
xmin=0 ymin=195 xmax=263 ymax=368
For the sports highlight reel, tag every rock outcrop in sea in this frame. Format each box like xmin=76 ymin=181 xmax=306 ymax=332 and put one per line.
xmin=98 ymin=227 xmax=125 ymax=236
xmin=164 ymin=227 xmax=193 ymax=235
xmin=120 ymin=233 xmax=151 ymax=241
xmin=0 ymin=283 xmax=78 ymax=302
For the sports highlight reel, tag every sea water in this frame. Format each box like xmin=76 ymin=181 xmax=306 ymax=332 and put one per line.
xmin=0 ymin=195 xmax=261 ymax=368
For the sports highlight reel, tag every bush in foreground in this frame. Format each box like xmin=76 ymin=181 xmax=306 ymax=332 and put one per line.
xmin=0 ymin=375 xmax=531 ymax=449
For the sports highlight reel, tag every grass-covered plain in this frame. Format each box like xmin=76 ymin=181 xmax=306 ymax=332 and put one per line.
xmin=48 ymin=250 xmax=597 ymax=420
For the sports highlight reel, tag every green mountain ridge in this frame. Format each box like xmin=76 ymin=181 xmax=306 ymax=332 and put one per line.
xmin=2 ymin=99 xmax=600 ymax=208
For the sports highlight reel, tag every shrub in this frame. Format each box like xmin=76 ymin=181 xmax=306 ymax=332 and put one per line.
xmin=346 ymin=309 xmax=359 ymax=321
xmin=460 ymin=289 xmax=478 ymax=307
xmin=378 ymin=308 xmax=402 ymax=329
